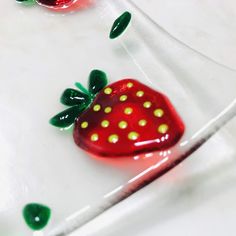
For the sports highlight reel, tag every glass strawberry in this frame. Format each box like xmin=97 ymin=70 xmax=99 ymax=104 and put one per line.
xmin=50 ymin=69 xmax=185 ymax=157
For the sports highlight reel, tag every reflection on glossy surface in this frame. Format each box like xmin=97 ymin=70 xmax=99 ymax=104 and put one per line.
xmin=48 ymin=151 xmax=173 ymax=236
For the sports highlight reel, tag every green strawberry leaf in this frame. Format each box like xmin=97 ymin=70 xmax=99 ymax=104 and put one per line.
xmin=60 ymin=88 xmax=91 ymax=107
xmin=23 ymin=203 xmax=51 ymax=231
xmin=49 ymin=105 xmax=84 ymax=128
xmin=88 ymin=69 xmax=108 ymax=95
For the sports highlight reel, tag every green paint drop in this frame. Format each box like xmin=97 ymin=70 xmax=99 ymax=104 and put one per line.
xmin=23 ymin=203 xmax=51 ymax=230
xmin=109 ymin=11 xmax=132 ymax=39
xmin=16 ymin=0 xmax=36 ymax=6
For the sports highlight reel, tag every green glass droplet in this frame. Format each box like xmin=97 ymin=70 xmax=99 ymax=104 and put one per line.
xmin=109 ymin=11 xmax=132 ymax=39
xmin=60 ymin=88 xmax=91 ymax=107
xmin=50 ymin=105 xmax=84 ymax=128
xmin=88 ymin=69 xmax=108 ymax=95
xmin=16 ymin=0 xmax=36 ymax=6
xmin=23 ymin=203 xmax=51 ymax=231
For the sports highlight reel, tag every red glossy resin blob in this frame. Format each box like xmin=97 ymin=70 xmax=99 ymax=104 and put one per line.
xmin=37 ymin=0 xmax=72 ymax=7
xmin=73 ymin=79 xmax=185 ymax=157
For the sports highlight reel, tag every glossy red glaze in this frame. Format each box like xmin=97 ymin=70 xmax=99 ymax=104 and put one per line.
xmin=73 ymin=79 xmax=185 ymax=157
xmin=37 ymin=0 xmax=72 ymax=7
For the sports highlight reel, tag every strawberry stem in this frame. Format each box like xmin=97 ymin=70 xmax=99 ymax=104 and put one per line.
xmin=75 ymin=82 xmax=91 ymax=97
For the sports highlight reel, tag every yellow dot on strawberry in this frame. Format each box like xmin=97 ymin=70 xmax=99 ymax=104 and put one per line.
xmin=127 ymin=82 xmax=133 ymax=88
xmin=104 ymin=87 xmax=112 ymax=95
xmin=81 ymin=121 xmax=88 ymax=129
xmin=124 ymin=107 xmax=133 ymax=115
xmin=101 ymin=120 xmax=110 ymax=128
xmin=138 ymin=119 xmax=147 ymax=126
xmin=154 ymin=109 xmax=164 ymax=117
xmin=136 ymin=91 xmax=144 ymax=97
xmin=108 ymin=134 xmax=119 ymax=143
xmin=104 ymin=106 xmax=112 ymax=113
xmin=93 ymin=104 xmax=101 ymax=112
xmin=158 ymin=124 xmax=169 ymax=134
xmin=118 ymin=121 xmax=128 ymax=129
xmin=143 ymin=101 xmax=152 ymax=108
xmin=128 ymin=132 xmax=139 ymax=140
xmin=91 ymin=133 xmax=99 ymax=142
xmin=120 ymin=95 xmax=128 ymax=102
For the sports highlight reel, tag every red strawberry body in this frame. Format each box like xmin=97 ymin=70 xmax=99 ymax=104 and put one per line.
xmin=37 ymin=0 xmax=72 ymax=7
xmin=73 ymin=79 xmax=185 ymax=157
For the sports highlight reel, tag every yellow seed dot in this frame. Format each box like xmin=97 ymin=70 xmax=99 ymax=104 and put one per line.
xmin=128 ymin=132 xmax=139 ymax=141
xmin=118 ymin=121 xmax=128 ymax=129
xmin=138 ymin=119 xmax=147 ymax=127
xmin=127 ymin=82 xmax=133 ymax=88
xmin=101 ymin=120 xmax=110 ymax=128
xmin=104 ymin=87 xmax=112 ymax=95
xmin=108 ymin=134 xmax=119 ymax=143
xmin=81 ymin=121 xmax=88 ymax=129
xmin=154 ymin=109 xmax=164 ymax=117
xmin=93 ymin=104 xmax=101 ymax=112
xmin=91 ymin=133 xmax=99 ymax=142
xmin=120 ymin=95 xmax=128 ymax=102
xmin=104 ymin=106 xmax=112 ymax=113
xmin=158 ymin=124 xmax=169 ymax=134
xmin=143 ymin=101 xmax=152 ymax=108
xmin=136 ymin=91 xmax=144 ymax=97
xmin=124 ymin=107 xmax=133 ymax=115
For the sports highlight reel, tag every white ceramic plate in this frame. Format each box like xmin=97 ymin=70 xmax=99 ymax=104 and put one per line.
xmin=1 ymin=0 xmax=236 ymax=235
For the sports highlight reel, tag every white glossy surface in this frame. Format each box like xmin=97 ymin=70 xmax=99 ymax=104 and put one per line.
xmin=0 ymin=0 xmax=235 ymax=236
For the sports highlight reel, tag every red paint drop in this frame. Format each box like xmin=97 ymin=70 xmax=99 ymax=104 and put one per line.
xmin=37 ymin=0 xmax=94 ymax=12
xmin=73 ymin=79 xmax=185 ymax=157
xmin=37 ymin=0 xmax=73 ymax=7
